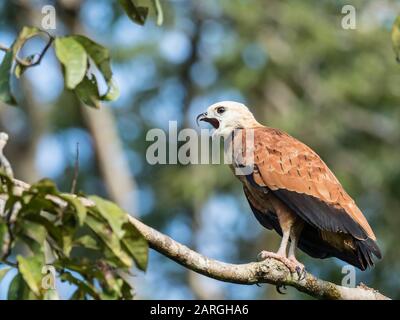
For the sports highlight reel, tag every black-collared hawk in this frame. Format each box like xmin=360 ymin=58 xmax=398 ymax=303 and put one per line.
xmin=197 ymin=101 xmax=381 ymax=275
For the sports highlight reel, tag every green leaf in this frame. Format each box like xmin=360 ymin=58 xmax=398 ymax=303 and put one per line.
xmin=97 ymin=263 xmax=123 ymax=297
xmin=55 ymin=36 xmax=87 ymax=89
xmin=62 ymin=233 xmax=74 ymax=257
xmin=8 ymin=273 xmax=38 ymax=300
xmin=72 ymin=35 xmax=112 ymax=81
xmin=19 ymin=234 xmax=43 ymax=256
xmin=16 ymin=255 xmax=44 ymax=296
xmin=23 ymin=213 xmax=63 ymax=247
xmin=70 ymin=288 xmax=86 ymax=300
xmin=29 ymin=178 xmax=59 ymax=195
xmin=122 ymin=222 xmax=148 ymax=271
xmin=0 ymin=26 xmax=43 ymax=105
xmin=72 ymin=35 xmax=119 ymax=101
xmin=74 ymin=75 xmax=101 ymax=108
xmin=118 ymin=0 xmax=149 ymax=25
xmin=73 ymin=235 xmax=100 ymax=250
xmin=21 ymin=195 xmax=55 ymax=215
xmin=61 ymin=194 xmax=87 ymax=226
xmin=0 ymin=222 xmax=10 ymax=258
xmin=120 ymin=280 xmax=134 ymax=299
xmin=103 ymin=78 xmax=120 ymax=101
xmin=89 ymin=196 xmax=127 ymax=239
xmin=19 ymin=220 xmax=47 ymax=246
xmin=0 ymin=267 xmax=11 ymax=283
xmin=60 ymin=271 xmax=100 ymax=300
xmin=85 ymin=213 xmax=132 ymax=267
xmin=0 ymin=50 xmax=16 ymax=105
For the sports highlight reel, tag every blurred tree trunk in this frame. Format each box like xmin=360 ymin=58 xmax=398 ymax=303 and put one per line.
xmin=178 ymin=5 xmax=225 ymax=299
xmin=82 ymin=106 xmax=137 ymax=212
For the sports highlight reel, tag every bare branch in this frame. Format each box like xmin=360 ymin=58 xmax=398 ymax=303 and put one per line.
xmin=127 ymin=216 xmax=389 ymax=300
xmin=70 ymin=142 xmax=80 ymax=194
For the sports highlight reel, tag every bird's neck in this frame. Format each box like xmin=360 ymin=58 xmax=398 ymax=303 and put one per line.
xmin=215 ymin=117 xmax=262 ymax=138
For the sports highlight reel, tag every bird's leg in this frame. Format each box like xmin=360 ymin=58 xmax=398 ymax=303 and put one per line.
xmin=258 ymin=207 xmax=307 ymax=278
xmin=257 ymin=228 xmax=299 ymax=273
xmin=257 ymin=204 xmax=307 ymax=278
xmin=288 ymin=222 xmax=306 ymax=280
xmin=277 ymin=229 xmax=290 ymax=256
xmin=258 ymin=228 xmax=290 ymax=261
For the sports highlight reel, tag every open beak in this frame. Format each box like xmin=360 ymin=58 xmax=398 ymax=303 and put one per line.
xmin=196 ymin=112 xmax=220 ymax=129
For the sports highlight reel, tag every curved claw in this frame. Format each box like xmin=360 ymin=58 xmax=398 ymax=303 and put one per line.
xmin=300 ymin=269 xmax=307 ymax=281
xmin=295 ymin=266 xmax=307 ymax=281
xmin=256 ymin=252 xmax=266 ymax=262
xmin=276 ymin=284 xmax=287 ymax=295
xmin=257 ymin=251 xmax=307 ymax=281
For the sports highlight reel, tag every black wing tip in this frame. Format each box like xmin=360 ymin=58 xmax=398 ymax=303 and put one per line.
xmin=368 ymin=238 xmax=382 ymax=260
xmin=355 ymin=238 xmax=382 ymax=270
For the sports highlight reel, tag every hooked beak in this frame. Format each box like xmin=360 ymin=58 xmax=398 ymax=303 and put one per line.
xmin=196 ymin=112 xmax=220 ymax=129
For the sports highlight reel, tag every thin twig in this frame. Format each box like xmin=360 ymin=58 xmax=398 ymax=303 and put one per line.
xmin=0 ymin=31 xmax=54 ymax=68
xmin=16 ymin=32 xmax=54 ymax=67
xmin=70 ymin=142 xmax=80 ymax=194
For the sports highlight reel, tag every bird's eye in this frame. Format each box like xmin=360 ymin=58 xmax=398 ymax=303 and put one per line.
xmin=216 ymin=106 xmax=225 ymax=114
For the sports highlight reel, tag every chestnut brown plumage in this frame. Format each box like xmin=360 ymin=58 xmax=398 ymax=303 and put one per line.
xmin=198 ymin=101 xmax=381 ymax=272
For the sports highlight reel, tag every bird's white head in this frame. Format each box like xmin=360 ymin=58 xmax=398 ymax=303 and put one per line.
xmin=196 ymin=101 xmax=261 ymax=137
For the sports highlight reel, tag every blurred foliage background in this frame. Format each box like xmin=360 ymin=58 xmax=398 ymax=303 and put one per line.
xmin=1 ymin=0 xmax=400 ymax=299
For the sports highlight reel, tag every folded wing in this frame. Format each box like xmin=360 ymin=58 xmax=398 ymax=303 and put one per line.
xmin=245 ymin=127 xmax=381 ymax=269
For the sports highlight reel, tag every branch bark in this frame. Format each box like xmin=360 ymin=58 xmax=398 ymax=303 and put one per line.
xmin=0 ymin=133 xmax=390 ymax=300
xmin=127 ymin=216 xmax=389 ymax=300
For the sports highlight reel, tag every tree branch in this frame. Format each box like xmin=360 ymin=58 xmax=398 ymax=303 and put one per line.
xmin=127 ymin=216 xmax=389 ymax=300
xmin=0 ymin=132 xmax=390 ymax=300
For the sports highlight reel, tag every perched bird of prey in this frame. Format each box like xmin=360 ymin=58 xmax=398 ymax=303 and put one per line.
xmin=197 ymin=101 xmax=381 ymax=275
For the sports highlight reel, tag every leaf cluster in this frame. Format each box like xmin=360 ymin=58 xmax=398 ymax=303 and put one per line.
xmin=0 ymin=172 xmax=148 ymax=300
